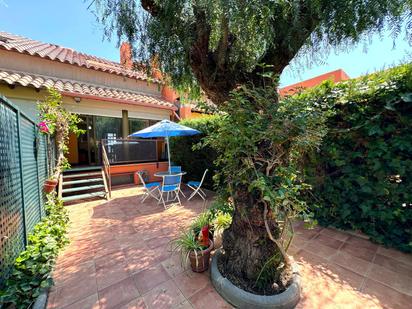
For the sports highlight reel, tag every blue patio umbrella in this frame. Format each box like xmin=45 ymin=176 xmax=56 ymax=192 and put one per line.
xmin=129 ymin=119 xmax=201 ymax=172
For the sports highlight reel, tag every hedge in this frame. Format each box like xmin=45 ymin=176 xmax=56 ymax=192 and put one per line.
xmin=172 ymin=63 xmax=412 ymax=252
xmin=169 ymin=115 xmax=221 ymax=189
xmin=302 ymin=63 xmax=412 ymax=252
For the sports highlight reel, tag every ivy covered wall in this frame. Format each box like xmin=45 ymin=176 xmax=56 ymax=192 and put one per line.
xmin=303 ymin=63 xmax=412 ymax=252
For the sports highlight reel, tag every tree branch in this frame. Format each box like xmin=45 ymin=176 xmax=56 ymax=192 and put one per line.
xmin=216 ymin=14 xmax=229 ymax=71
xmin=263 ymin=203 xmax=290 ymax=265
xmin=141 ymin=0 xmax=159 ymax=16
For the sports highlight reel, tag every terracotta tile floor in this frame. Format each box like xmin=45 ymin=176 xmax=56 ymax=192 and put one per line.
xmin=48 ymin=186 xmax=412 ymax=309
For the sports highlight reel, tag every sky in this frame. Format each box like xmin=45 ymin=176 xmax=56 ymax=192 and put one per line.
xmin=0 ymin=0 xmax=410 ymax=87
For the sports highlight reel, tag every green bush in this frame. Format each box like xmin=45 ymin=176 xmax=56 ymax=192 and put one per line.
xmin=301 ymin=63 xmax=412 ymax=252
xmin=170 ymin=115 xmax=222 ymax=189
xmin=0 ymin=193 xmax=69 ymax=308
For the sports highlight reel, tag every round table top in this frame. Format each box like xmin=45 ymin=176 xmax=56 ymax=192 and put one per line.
xmin=154 ymin=171 xmax=187 ymax=177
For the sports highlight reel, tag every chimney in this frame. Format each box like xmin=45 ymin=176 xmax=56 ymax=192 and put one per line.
xmin=120 ymin=42 xmax=133 ymax=69
xmin=179 ymin=105 xmax=192 ymax=119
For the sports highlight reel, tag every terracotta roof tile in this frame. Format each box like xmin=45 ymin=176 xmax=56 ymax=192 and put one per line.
xmin=0 ymin=70 xmax=175 ymax=110
xmin=0 ymin=32 xmax=152 ymax=81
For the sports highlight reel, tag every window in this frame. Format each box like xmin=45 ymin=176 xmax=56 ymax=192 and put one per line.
xmin=95 ymin=116 xmax=122 ymax=141
xmin=129 ymin=118 xmax=149 ymax=134
xmin=129 ymin=118 xmax=159 ymax=135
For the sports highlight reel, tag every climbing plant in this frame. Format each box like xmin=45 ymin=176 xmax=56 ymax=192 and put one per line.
xmin=37 ymin=88 xmax=84 ymax=177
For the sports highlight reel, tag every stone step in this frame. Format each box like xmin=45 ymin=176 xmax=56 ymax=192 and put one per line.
xmin=63 ymin=172 xmax=102 ymax=179
xmin=65 ymin=166 xmax=102 ymax=173
xmin=62 ymin=191 xmax=106 ymax=203
xmin=63 ymin=178 xmax=103 ymax=186
xmin=62 ymin=184 xmax=105 ymax=194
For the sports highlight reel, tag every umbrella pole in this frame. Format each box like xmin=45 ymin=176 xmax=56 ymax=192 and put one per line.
xmin=166 ymin=136 xmax=171 ymax=173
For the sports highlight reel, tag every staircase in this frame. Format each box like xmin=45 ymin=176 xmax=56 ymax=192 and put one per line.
xmin=60 ymin=166 xmax=109 ymax=203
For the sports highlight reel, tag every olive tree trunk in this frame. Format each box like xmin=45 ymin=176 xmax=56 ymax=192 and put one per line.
xmin=220 ymin=185 xmax=285 ymax=291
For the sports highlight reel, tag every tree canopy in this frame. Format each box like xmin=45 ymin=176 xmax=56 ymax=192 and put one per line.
xmin=93 ymin=0 xmax=411 ymax=103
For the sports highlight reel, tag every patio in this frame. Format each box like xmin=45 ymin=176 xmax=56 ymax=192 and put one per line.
xmin=47 ymin=186 xmax=412 ymax=309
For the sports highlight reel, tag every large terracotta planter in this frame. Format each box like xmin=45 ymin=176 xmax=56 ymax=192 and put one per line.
xmin=211 ymin=249 xmax=301 ymax=308
xmin=189 ymin=240 xmax=214 ymax=273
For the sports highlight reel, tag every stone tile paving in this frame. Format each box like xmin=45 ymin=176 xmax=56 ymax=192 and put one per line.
xmin=47 ymin=186 xmax=412 ymax=309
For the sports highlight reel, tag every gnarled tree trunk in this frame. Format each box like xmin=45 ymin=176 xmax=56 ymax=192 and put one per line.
xmin=220 ymin=185 xmax=287 ymax=294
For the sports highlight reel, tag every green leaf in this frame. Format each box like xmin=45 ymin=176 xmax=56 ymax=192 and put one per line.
xmin=401 ymin=93 xmax=412 ymax=102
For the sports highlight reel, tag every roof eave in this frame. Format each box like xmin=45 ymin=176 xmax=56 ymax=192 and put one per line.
xmin=61 ymin=91 xmax=177 ymax=111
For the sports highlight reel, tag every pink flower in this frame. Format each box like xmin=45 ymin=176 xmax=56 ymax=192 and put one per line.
xmin=38 ymin=121 xmax=49 ymax=134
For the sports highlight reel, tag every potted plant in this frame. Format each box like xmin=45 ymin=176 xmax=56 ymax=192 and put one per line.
xmin=191 ymin=211 xmax=213 ymax=242
xmin=44 ymin=176 xmax=58 ymax=193
xmin=212 ymin=211 xmax=232 ymax=248
xmin=171 ymin=229 xmax=214 ymax=273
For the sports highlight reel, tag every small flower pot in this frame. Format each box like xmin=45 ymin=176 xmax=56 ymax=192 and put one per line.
xmin=189 ymin=240 xmax=214 ymax=273
xmin=44 ymin=179 xmax=58 ymax=193
xmin=45 ymin=179 xmax=58 ymax=186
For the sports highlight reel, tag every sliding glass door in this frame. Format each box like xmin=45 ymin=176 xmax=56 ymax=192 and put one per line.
xmin=74 ymin=115 xmax=163 ymax=166
xmin=76 ymin=115 xmax=122 ymax=166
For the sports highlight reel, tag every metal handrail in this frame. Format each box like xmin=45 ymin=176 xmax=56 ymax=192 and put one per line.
xmin=101 ymin=145 xmax=112 ymax=198
xmin=58 ymin=172 xmax=63 ymax=199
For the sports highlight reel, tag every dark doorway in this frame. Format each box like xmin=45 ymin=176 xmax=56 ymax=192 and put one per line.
xmin=77 ymin=115 xmax=97 ymax=165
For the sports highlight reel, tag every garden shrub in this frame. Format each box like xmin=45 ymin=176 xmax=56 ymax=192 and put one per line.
xmin=301 ymin=63 xmax=412 ymax=252
xmin=0 ymin=193 xmax=69 ymax=308
xmin=170 ymin=115 xmax=222 ymax=189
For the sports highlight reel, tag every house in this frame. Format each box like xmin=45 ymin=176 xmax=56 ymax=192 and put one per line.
xmin=279 ymin=69 xmax=350 ymax=96
xmin=0 ymin=31 xmax=190 ymax=197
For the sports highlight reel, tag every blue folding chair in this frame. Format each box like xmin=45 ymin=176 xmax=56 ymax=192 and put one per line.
xmin=170 ymin=166 xmax=182 ymax=172
xmin=159 ymin=174 xmax=182 ymax=208
xmin=136 ymin=172 xmax=161 ymax=202
xmin=187 ymin=169 xmax=208 ymax=201
xmin=170 ymin=166 xmax=186 ymax=197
